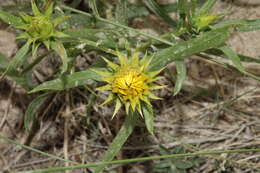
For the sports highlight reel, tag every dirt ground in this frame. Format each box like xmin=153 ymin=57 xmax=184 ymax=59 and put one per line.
xmin=1 ymin=0 xmax=260 ymax=173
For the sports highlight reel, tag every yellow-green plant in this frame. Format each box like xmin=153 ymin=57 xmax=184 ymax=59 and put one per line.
xmin=93 ymin=50 xmax=165 ymax=118
xmin=17 ymin=0 xmax=68 ymax=55
xmin=0 ymin=0 xmax=69 ymax=82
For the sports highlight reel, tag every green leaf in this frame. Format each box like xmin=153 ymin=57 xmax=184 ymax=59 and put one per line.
xmin=127 ymin=3 xmax=149 ymax=19
xmin=0 ymin=9 xmax=24 ymax=26
xmin=213 ymin=19 xmax=260 ymax=32
xmin=150 ymin=27 xmax=230 ymax=71
xmin=31 ymin=0 xmax=42 ymax=16
xmin=29 ymin=69 xmax=100 ymax=93
xmin=0 ymin=53 xmax=28 ymax=88
xmin=0 ymin=41 xmax=31 ymax=80
xmin=197 ymin=0 xmax=217 ymax=16
xmin=66 ymin=29 xmax=118 ymax=49
xmin=174 ymin=160 xmax=194 ymax=169
xmin=88 ymin=0 xmax=99 ymax=17
xmin=143 ymin=0 xmax=177 ymax=27
xmin=142 ymin=103 xmax=154 ymax=135
xmin=93 ymin=112 xmax=137 ymax=173
xmin=174 ymin=61 xmax=186 ymax=96
xmin=51 ymin=41 xmax=68 ymax=74
xmin=219 ymin=45 xmax=260 ymax=81
xmin=177 ymin=0 xmax=189 ymax=23
xmin=206 ymin=48 xmax=260 ymax=64
xmin=24 ymin=93 xmax=51 ymax=131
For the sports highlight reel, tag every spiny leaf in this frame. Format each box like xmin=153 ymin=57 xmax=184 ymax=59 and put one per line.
xmin=0 ymin=9 xmax=24 ymax=26
xmin=24 ymin=93 xmax=51 ymax=131
xmin=219 ymin=45 xmax=260 ymax=81
xmin=0 ymin=41 xmax=31 ymax=80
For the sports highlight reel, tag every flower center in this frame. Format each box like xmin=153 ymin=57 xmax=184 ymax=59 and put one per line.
xmin=112 ymin=68 xmax=148 ymax=100
xmin=28 ymin=16 xmax=53 ymax=40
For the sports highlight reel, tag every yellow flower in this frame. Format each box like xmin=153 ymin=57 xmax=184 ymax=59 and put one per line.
xmin=93 ymin=50 xmax=165 ymax=118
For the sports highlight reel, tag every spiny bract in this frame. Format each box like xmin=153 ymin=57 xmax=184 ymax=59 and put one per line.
xmin=93 ymin=50 xmax=165 ymax=118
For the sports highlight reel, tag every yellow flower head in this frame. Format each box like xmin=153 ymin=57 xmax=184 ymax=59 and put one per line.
xmin=94 ymin=50 xmax=165 ymax=118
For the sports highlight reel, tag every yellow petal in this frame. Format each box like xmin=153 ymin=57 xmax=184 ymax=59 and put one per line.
xmin=130 ymin=97 xmax=139 ymax=111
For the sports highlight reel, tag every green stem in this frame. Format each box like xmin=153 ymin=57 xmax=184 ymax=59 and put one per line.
xmin=19 ymin=148 xmax=260 ymax=173
xmin=58 ymin=3 xmax=174 ymax=46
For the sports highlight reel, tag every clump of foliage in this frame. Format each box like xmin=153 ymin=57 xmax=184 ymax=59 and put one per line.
xmin=0 ymin=0 xmax=260 ymax=172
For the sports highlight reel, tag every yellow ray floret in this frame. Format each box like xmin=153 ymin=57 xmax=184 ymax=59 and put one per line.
xmin=94 ymin=50 xmax=165 ymax=117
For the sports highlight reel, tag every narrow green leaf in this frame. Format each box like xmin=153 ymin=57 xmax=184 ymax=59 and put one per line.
xmin=143 ymin=0 xmax=177 ymax=27
xmin=24 ymin=93 xmax=51 ymax=131
xmin=88 ymin=0 xmax=99 ymax=16
xmin=31 ymin=0 xmax=42 ymax=16
xmin=0 ymin=41 xmax=31 ymax=80
xmin=93 ymin=112 xmax=137 ymax=173
xmin=66 ymin=29 xmax=118 ymax=49
xmin=51 ymin=41 xmax=68 ymax=74
xmin=0 ymin=9 xmax=24 ymax=26
xmin=177 ymin=0 xmax=189 ymax=21
xmin=213 ymin=19 xmax=260 ymax=32
xmin=44 ymin=1 xmax=54 ymax=18
xmin=206 ymin=48 xmax=260 ymax=64
xmin=150 ymin=27 xmax=230 ymax=71
xmin=220 ymin=46 xmax=244 ymax=70
xmin=219 ymin=45 xmax=260 ymax=81
xmin=0 ymin=53 xmax=28 ymax=88
xmin=142 ymin=103 xmax=154 ymax=135
xmin=174 ymin=61 xmax=186 ymax=96
xmin=197 ymin=0 xmax=217 ymax=16
xmin=28 ymin=69 xmax=100 ymax=93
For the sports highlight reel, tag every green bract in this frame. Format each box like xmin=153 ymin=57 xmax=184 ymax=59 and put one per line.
xmin=193 ymin=13 xmax=221 ymax=31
